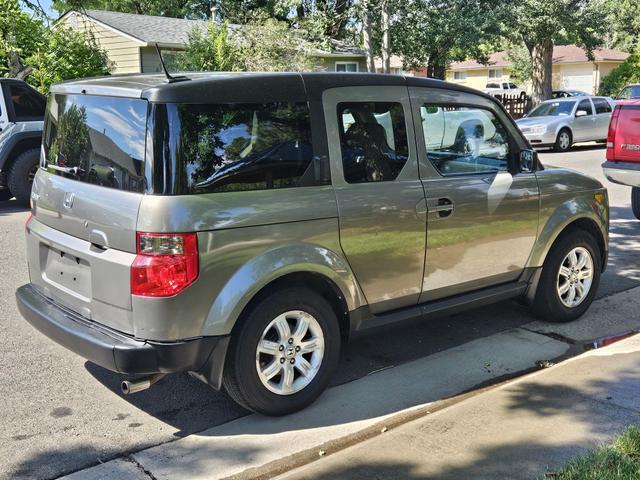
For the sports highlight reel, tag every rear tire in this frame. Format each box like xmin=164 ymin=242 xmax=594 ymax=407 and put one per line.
xmin=222 ymin=287 xmax=341 ymax=416
xmin=554 ymin=129 xmax=572 ymax=152
xmin=8 ymin=148 xmax=39 ymax=207
xmin=632 ymin=187 xmax=640 ymax=220
xmin=532 ymin=229 xmax=601 ymax=323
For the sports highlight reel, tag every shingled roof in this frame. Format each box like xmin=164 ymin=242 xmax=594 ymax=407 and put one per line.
xmin=61 ymin=9 xmax=365 ymax=57
xmin=450 ymin=44 xmax=630 ymax=71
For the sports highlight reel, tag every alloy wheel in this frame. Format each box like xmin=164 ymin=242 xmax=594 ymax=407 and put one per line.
xmin=557 ymin=247 xmax=593 ymax=308
xmin=255 ymin=310 xmax=325 ymax=395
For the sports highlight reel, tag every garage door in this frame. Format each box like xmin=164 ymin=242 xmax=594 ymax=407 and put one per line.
xmin=560 ymin=65 xmax=594 ymax=94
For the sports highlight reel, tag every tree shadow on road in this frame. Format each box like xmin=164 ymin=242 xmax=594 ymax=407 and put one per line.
xmin=278 ymin=364 xmax=640 ymax=480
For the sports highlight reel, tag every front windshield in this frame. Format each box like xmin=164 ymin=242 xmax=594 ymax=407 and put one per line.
xmin=528 ymin=101 xmax=576 ymax=117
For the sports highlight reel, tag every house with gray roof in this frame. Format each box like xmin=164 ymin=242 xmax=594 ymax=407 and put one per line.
xmin=57 ymin=9 xmax=367 ymax=74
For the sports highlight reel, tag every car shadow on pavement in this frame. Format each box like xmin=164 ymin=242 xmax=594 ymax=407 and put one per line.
xmin=0 ymin=199 xmax=28 ymax=215
xmin=85 ymin=299 xmax=537 ymax=437
xmin=603 ymin=206 xmax=640 ymax=296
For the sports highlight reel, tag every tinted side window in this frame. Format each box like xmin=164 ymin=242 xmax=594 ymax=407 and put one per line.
xmin=577 ymin=99 xmax=593 ymax=115
xmin=177 ymin=103 xmax=317 ymax=194
xmin=9 ymin=84 xmax=45 ymax=120
xmin=43 ymin=94 xmax=147 ymax=192
xmin=593 ymin=98 xmax=612 ymax=114
xmin=421 ymin=105 xmax=510 ymax=176
xmin=337 ymin=102 xmax=408 ymax=183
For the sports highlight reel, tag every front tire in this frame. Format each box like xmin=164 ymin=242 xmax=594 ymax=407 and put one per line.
xmin=532 ymin=230 xmax=601 ymax=323
xmin=632 ymin=187 xmax=640 ymax=220
xmin=554 ymin=129 xmax=572 ymax=152
xmin=8 ymin=148 xmax=39 ymax=207
xmin=222 ymin=287 xmax=341 ymax=416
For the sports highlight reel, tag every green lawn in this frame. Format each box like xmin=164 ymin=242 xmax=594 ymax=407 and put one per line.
xmin=551 ymin=426 xmax=640 ymax=479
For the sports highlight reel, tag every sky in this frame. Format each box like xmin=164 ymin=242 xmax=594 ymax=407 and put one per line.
xmin=24 ymin=0 xmax=57 ymax=19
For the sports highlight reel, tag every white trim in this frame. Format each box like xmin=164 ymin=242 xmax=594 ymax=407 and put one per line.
xmin=57 ymin=10 xmax=147 ymax=46
xmin=335 ymin=61 xmax=359 ymax=73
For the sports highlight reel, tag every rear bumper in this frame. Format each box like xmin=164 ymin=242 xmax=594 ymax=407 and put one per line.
xmin=16 ymin=284 xmax=226 ymax=376
xmin=602 ymin=161 xmax=640 ymax=187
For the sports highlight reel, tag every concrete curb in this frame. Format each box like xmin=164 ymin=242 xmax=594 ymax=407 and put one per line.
xmin=58 ymin=286 xmax=640 ymax=480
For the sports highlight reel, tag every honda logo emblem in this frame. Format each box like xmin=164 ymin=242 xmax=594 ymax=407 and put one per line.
xmin=63 ymin=192 xmax=75 ymax=209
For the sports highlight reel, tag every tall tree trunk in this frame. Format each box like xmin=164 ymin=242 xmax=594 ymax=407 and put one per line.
xmin=530 ymin=38 xmax=553 ymax=106
xmin=362 ymin=1 xmax=375 ymax=72
xmin=381 ymin=0 xmax=391 ymax=73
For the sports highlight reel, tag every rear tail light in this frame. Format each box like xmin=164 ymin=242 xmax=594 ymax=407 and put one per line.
xmin=606 ymin=106 xmax=621 ymax=160
xmin=25 ymin=213 xmax=32 ymax=234
xmin=131 ymin=232 xmax=199 ymax=297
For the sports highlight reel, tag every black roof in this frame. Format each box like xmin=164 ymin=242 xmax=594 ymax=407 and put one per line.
xmin=49 ymin=72 xmax=489 ymax=103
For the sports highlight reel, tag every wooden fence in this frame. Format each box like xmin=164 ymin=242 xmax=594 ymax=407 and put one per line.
xmin=493 ymin=94 xmax=532 ymax=119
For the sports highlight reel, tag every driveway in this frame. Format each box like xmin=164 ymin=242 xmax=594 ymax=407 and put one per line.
xmin=1 ymin=143 xmax=638 ymax=479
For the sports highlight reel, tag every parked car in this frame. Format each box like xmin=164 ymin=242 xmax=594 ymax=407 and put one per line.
xmin=16 ymin=73 xmax=609 ymax=416
xmin=615 ymin=84 xmax=640 ymax=100
xmin=0 ymin=78 xmax=46 ymax=205
xmin=552 ymin=90 xmax=589 ymax=98
xmin=516 ymin=96 xmax=616 ymax=152
xmin=602 ymin=98 xmax=640 ymax=218
xmin=483 ymin=81 xmax=526 ymax=98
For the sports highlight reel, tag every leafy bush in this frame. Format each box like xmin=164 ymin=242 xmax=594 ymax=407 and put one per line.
xmin=28 ymin=27 xmax=111 ymax=93
xmin=599 ymin=50 xmax=640 ymax=97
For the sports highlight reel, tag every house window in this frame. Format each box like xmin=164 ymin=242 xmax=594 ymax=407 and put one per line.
xmin=390 ymin=67 xmax=404 ymax=75
xmin=453 ymin=71 xmax=467 ymax=80
xmin=335 ymin=62 xmax=359 ymax=73
xmin=489 ymin=69 xmax=502 ymax=79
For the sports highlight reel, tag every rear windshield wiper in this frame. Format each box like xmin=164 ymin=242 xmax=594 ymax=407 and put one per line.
xmin=48 ymin=165 xmax=83 ymax=178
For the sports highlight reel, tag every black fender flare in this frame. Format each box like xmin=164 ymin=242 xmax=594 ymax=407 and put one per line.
xmin=0 ymin=130 xmax=43 ymax=171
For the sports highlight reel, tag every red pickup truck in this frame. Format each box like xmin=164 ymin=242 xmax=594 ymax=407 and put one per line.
xmin=602 ymin=94 xmax=640 ymax=218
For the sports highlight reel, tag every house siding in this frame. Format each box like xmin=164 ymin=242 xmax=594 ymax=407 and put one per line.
xmin=318 ymin=56 xmax=367 ymax=72
xmin=447 ymin=60 xmax=625 ymax=96
xmin=59 ymin=12 xmax=142 ymax=74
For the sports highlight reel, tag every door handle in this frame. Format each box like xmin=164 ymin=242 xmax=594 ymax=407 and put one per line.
xmin=427 ymin=197 xmax=454 ymax=218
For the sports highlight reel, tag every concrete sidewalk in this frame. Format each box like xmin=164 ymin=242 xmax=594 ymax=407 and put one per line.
xmin=58 ymin=287 xmax=640 ymax=480
xmin=279 ymin=334 xmax=640 ymax=480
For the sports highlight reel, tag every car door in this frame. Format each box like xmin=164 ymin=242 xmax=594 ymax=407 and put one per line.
xmin=592 ymin=97 xmax=613 ymax=140
xmin=409 ymin=86 xmax=539 ymax=302
xmin=573 ymin=98 xmax=596 ymax=142
xmin=323 ymin=86 xmax=427 ymax=313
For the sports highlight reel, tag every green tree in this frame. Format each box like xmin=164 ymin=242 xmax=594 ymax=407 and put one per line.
xmin=389 ymin=0 xmax=502 ymax=79
xmin=0 ymin=0 xmax=46 ymax=78
xmin=504 ymin=0 xmax=605 ymax=105
xmin=604 ymin=0 xmax=640 ymax=52
xmin=599 ymin=50 xmax=640 ymax=96
xmin=52 ymin=0 xmax=213 ymax=19
xmin=178 ymin=21 xmax=242 ymax=71
xmin=506 ymin=42 xmax=533 ymax=85
xmin=28 ymin=27 xmax=111 ymax=93
xmin=178 ymin=16 xmax=318 ymax=73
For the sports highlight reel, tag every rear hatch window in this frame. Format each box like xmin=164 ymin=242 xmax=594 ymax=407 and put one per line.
xmin=43 ymin=94 xmax=148 ymax=192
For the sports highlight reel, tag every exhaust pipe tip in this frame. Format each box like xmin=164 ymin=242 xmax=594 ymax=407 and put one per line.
xmin=121 ymin=374 xmax=165 ymax=395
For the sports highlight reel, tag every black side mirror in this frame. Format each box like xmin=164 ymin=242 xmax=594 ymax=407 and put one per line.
xmin=519 ymin=149 xmax=537 ymax=173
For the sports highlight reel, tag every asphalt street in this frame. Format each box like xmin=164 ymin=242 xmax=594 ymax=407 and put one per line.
xmin=1 ymin=143 xmax=639 ymax=480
